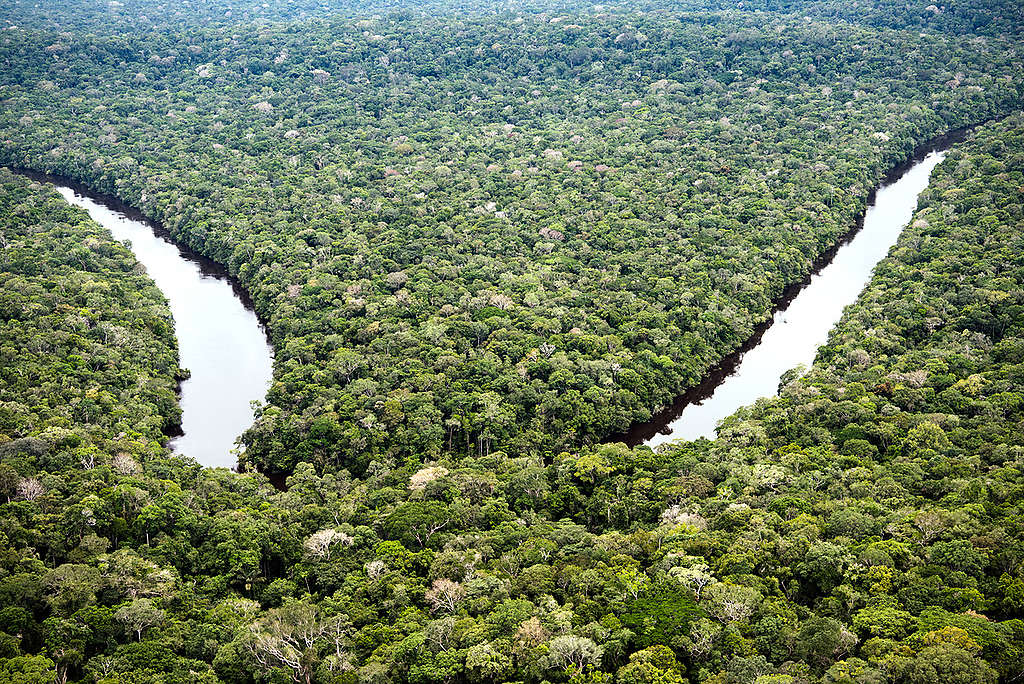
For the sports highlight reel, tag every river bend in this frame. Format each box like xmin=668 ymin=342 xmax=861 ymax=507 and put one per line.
xmin=25 ymin=175 xmax=274 ymax=469
xmin=624 ymin=144 xmax=950 ymax=447
xmin=15 ymin=136 xmax=951 ymax=462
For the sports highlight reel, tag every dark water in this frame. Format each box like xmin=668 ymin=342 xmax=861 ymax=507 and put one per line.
xmin=620 ymin=145 xmax=950 ymax=448
xmin=31 ymin=177 xmax=274 ymax=469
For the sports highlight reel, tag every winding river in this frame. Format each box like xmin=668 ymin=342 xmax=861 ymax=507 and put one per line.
xmin=13 ymin=132 xmax=957 ymax=465
xmin=19 ymin=172 xmax=274 ymax=469
xmin=620 ymin=139 xmax=955 ymax=448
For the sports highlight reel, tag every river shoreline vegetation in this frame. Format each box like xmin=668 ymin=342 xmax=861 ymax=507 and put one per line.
xmin=1 ymin=0 xmax=1023 ymax=682
xmin=3 ymin=0 xmax=1023 ymax=474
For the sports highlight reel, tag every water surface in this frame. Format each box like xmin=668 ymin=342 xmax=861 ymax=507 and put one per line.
xmin=48 ymin=182 xmax=274 ymax=468
xmin=15 ymin=135 xmax=951 ymax=462
xmin=627 ymin=147 xmax=948 ymax=447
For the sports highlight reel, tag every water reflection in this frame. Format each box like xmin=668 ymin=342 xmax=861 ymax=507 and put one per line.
xmin=627 ymin=147 xmax=948 ymax=447
xmin=50 ymin=183 xmax=274 ymax=469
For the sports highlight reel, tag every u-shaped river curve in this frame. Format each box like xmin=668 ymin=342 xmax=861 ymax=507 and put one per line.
xmin=18 ymin=172 xmax=274 ymax=469
xmin=15 ymin=131 xmax=957 ymax=465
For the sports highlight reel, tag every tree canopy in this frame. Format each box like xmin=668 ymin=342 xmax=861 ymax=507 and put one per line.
xmin=1 ymin=0 xmax=1024 ymax=681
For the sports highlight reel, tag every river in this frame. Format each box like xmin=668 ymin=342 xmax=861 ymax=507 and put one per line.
xmin=14 ymin=133 xmax=953 ymax=463
xmin=619 ymin=141 xmax=953 ymax=448
xmin=17 ymin=172 xmax=275 ymax=469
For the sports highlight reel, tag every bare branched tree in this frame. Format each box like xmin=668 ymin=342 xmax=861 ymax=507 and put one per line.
xmin=248 ymin=601 xmax=350 ymax=683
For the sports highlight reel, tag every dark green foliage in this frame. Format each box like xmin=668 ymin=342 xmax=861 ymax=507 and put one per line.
xmin=620 ymin=580 xmax=703 ymax=649
xmin=0 ymin=171 xmax=181 ymax=443
xmin=2 ymin=1 xmax=1024 ymax=682
xmin=4 ymin=111 xmax=1023 ymax=682
xmin=1 ymin=0 xmax=1021 ymax=475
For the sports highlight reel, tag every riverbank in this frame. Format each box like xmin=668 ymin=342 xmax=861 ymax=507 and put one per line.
xmin=9 ymin=167 xmax=275 ymax=469
xmin=607 ymin=124 xmax=979 ymax=447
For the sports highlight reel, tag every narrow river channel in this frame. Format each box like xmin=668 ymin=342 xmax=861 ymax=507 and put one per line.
xmin=15 ymin=132 xmax=954 ymax=464
xmin=19 ymin=173 xmax=275 ymax=469
xmin=622 ymin=143 xmax=952 ymax=448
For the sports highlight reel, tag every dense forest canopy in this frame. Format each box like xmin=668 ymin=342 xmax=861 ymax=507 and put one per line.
xmin=4 ymin=0 xmax=1023 ymax=37
xmin=2 ymin=0 xmax=1021 ymax=473
xmin=0 ymin=171 xmax=181 ymax=447
xmin=2 ymin=112 xmax=1023 ymax=684
xmin=1 ymin=0 xmax=1023 ymax=682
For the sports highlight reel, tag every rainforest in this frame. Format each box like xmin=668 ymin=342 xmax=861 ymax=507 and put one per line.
xmin=1 ymin=0 xmax=1023 ymax=682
